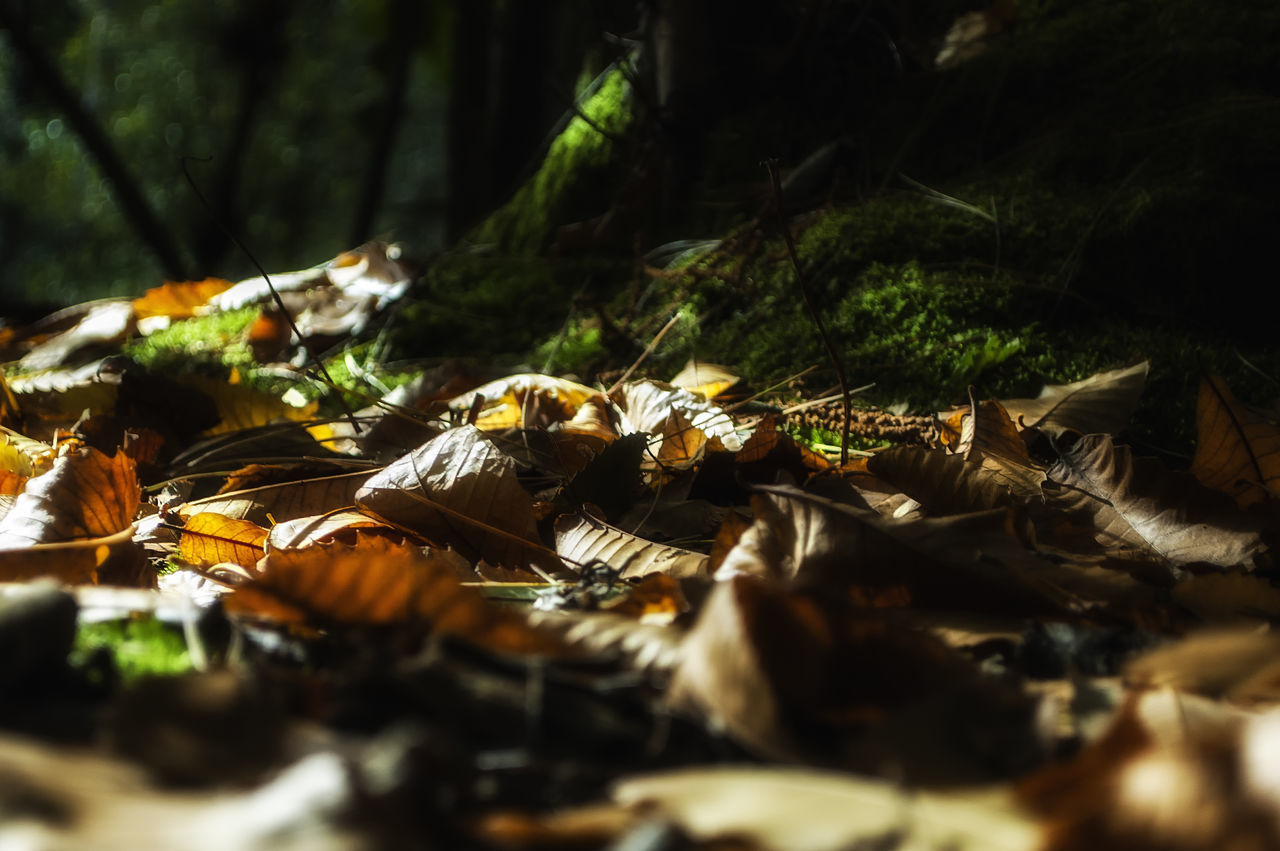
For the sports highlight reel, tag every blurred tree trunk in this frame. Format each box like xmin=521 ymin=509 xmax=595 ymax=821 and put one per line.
xmin=0 ymin=1 xmax=188 ymax=280
xmin=350 ymin=0 xmax=422 ymax=246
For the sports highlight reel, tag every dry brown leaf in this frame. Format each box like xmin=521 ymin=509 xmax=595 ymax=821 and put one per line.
xmin=1017 ymin=689 xmax=1274 ymax=850
xmin=0 ymin=525 xmax=147 ymax=585
xmin=998 ymin=361 xmax=1149 ymax=437
xmin=1046 ymin=433 xmax=1265 ymax=568
xmin=17 ymin=300 xmax=136 ymax=372
xmin=266 ymin=509 xmax=405 ymax=550
xmin=1123 ymin=628 xmax=1280 ymax=701
xmin=529 ymin=609 xmax=686 ymax=674
xmin=355 ymin=425 xmax=559 ymax=574
xmin=554 ymin=512 xmax=709 ymax=580
xmin=716 ymin=485 xmax=1077 ymax=616
xmin=179 ymin=513 xmax=268 ymax=569
xmin=227 ymin=537 xmax=561 ymax=654
xmin=1191 ymin=375 xmax=1280 ymax=507
xmin=182 ymin=470 xmax=372 ymax=525
xmin=133 ymin=278 xmax=234 ymax=321
xmin=612 ymin=767 xmax=1038 ymax=851
xmin=668 ymin=575 xmax=1044 ymax=780
xmin=0 ymin=446 xmax=138 ymax=547
xmin=1171 ymin=573 xmax=1280 ymax=625
xmin=866 ymin=446 xmax=1016 ymax=515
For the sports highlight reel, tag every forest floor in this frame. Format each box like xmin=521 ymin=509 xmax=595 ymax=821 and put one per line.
xmin=1 ymin=242 xmax=1280 ymax=849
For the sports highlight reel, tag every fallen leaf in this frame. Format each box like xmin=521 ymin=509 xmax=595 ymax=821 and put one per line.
xmin=0 ymin=446 xmax=139 ymax=547
xmin=447 ymin=373 xmax=598 ymax=431
xmin=179 ymin=375 xmax=317 ymax=435
xmin=717 ymin=485 xmax=1077 ymax=616
xmin=17 ymin=300 xmax=136 ymax=372
xmin=668 ymin=575 xmax=1045 ymax=779
xmin=0 ymin=525 xmax=146 ymax=585
xmin=266 ymin=509 xmax=407 ymax=550
xmin=866 ymin=445 xmax=1016 ymax=515
xmin=613 ymin=767 xmax=1039 ymax=851
xmin=1191 ymin=375 xmax=1280 ymax=507
xmin=133 ymin=278 xmax=233 ymax=322
xmin=554 ymin=512 xmax=709 ymax=580
xmin=228 ymin=537 xmax=561 ymax=654
xmin=179 ymin=513 xmax=268 ymax=569
xmin=668 ymin=358 xmax=740 ymax=400
xmin=997 ymin=361 xmax=1149 ymax=438
xmin=182 ymin=470 xmax=373 ymax=525
xmin=355 ymin=425 xmax=560 ymax=575
xmin=613 ymin=379 xmax=743 ymax=453
xmin=1045 ymin=433 xmax=1265 ymax=568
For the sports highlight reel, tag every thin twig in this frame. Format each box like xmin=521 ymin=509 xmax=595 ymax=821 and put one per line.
xmin=606 ymin=312 xmax=682 ymax=395
xmin=764 ymin=159 xmax=852 ymax=465
xmin=180 ymin=156 xmax=362 ymax=433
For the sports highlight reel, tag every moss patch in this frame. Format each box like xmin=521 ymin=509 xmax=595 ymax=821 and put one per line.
xmin=71 ymin=617 xmax=193 ymax=683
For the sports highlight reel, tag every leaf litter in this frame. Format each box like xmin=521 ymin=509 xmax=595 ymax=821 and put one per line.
xmin=2 ymin=250 xmax=1280 ymax=849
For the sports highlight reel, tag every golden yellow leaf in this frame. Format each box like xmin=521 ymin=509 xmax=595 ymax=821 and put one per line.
xmin=1191 ymin=375 xmax=1280 ymax=507
xmin=178 ymin=376 xmax=318 ymax=435
xmin=179 ymin=513 xmax=269 ymax=569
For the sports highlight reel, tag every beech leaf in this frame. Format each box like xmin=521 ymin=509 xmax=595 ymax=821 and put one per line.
xmin=999 ymin=361 xmax=1149 ymax=437
xmin=554 ymin=512 xmax=709 ymax=579
xmin=1046 ymin=433 xmax=1265 ymax=567
xmin=179 ymin=513 xmax=268 ymax=569
xmin=0 ymin=446 xmax=139 ymax=547
xmin=355 ymin=425 xmax=558 ymax=573
xmin=1191 ymin=375 xmax=1280 ymax=507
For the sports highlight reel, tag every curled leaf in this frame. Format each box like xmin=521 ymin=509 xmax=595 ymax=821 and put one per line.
xmin=1191 ymin=375 xmax=1280 ymax=507
xmin=0 ymin=446 xmax=138 ymax=547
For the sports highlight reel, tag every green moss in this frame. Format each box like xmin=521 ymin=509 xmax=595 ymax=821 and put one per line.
xmin=535 ymin=321 xmax=606 ymax=375
xmin=70 ymin=617 xmax=193 ymax=683
xmin=473 ymin=65 xmax=636 ymax=254
xmin=124 ymin=308 xmax=257 ymax=374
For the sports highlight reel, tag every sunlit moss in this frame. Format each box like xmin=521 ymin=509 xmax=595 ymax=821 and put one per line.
xmin=70 ymin=617 xmax=192 ymax=683
xmin=124 ymin=307 xmax=257 ymax=374
xmin=473 ymin=65 xmax=635 ymax=254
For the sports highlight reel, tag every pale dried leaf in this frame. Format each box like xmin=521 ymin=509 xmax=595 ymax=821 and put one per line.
xmin=182 ymin=470 xmax=372 ymax=525
xmin=554 ymin=513 xmax=709 ymax=580
xmin=1046 ymin=433 xmax=1265 ymax=567
xmin=614 ymin=379 xmax=743 ymax=452
xmin=1000 ymin=361 xmax=1148 ymax=437
xmin=614 ymin=767 xmax=1038 ymax=851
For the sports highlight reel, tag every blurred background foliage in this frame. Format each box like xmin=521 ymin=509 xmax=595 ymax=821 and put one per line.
xmin=0 ymin=0 xmax=633 ymax=311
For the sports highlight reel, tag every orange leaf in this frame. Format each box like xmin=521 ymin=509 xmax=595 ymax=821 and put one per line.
xmin=1191 ymin=375 xmax=1280 ymax=507
xmin=0 ymin=446 xmax=138 ymax=546
xmin=180 ymin=513 xmax=269 ymax=568
xmin=133 ymin=278 xmax=233 ymax=320
xmin=227 ymin=537 xmax=561 ymax=654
